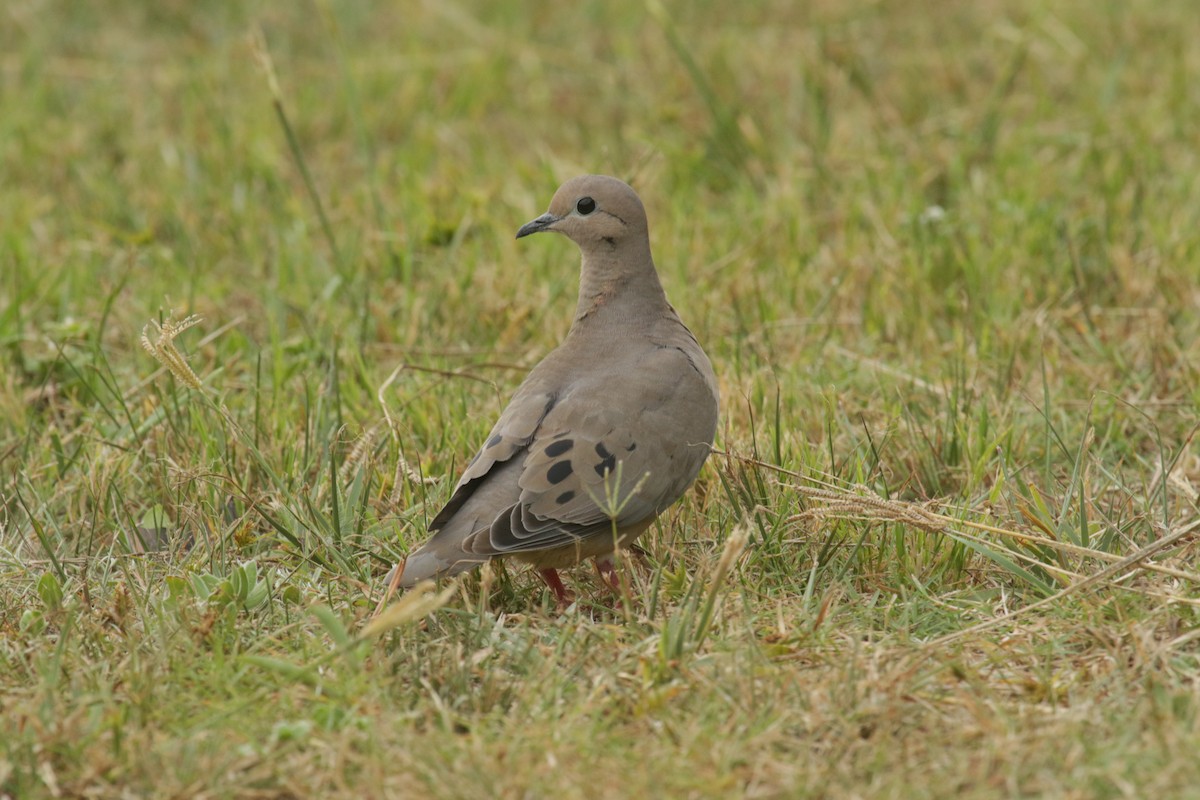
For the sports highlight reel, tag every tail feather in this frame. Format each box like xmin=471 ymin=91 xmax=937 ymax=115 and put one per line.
xmin=391 ymin=457 xmax=525 ymax=589
xmin=395 ymin=548 xmax=487 ymax=588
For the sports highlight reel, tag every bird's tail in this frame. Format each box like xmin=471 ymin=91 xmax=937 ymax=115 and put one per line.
xmin=386 ymin=547 xmax=486 ymax=589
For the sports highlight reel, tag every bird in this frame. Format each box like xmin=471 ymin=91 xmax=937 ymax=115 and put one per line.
xmin=390 ymin=175 xmax=719 ymax=606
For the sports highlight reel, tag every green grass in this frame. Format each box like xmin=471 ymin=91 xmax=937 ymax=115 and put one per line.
xmin=3 ymin=0 xmax=1200 ymax=796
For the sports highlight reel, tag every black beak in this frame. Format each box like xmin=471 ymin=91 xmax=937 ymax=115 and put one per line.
xmin=516 ymin=213 xmax=561 ymax=239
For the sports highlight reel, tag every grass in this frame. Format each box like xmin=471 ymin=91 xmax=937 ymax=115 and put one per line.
xmin=3 ymin=0 xmax=1200 ymax=796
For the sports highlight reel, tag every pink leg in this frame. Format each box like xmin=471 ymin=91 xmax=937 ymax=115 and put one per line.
xmin=594 ymin=556 xmax=621 ymax=593
xmin=594 ymin=555 xmax=631 ymax=613
xmin=538 ymin=568 xmax=573 ymax=608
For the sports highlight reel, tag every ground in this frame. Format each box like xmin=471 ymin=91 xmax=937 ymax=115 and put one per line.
xmin=3 ymin=0 xmax=1200 ymax=797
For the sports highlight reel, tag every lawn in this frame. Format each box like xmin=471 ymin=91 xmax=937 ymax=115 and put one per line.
xmin=3 ymin=0 xmax=1200 ymax=797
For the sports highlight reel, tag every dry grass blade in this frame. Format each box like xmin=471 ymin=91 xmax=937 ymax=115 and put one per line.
xmin=923 ymin=517 xmax=1200 ymax=648
xmin=728 ymin=452 xmax=1200 ymax=586
xmin=361 ymin=580 xmax=457 ymax=639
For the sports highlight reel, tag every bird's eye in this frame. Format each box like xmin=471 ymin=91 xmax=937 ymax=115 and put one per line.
xmin=576 ymin=197 xmax=596 ymax=215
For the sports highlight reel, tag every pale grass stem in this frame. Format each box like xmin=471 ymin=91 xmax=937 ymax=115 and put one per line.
xmin=375 ymin=364 xmax=443 ymax=512
xmin=360 ymin=580 xmax=458 ymax=639
xmin=726 ymin=450 xmax=1200 ymax=598
xmin=923 ymin=516 xmax=1200 ymax=648
xmin=140 ymin=314 xmax=205 ymax=391
xmin=691 ymin=521 xmax=750 ymax=651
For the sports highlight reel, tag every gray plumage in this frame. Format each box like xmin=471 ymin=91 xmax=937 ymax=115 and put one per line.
xmin=394 ymin=175 xmax=719 ymax=600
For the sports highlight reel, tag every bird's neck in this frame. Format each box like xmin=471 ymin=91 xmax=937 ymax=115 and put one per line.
xmin=573 ymin=244 xmax=670 ymax=326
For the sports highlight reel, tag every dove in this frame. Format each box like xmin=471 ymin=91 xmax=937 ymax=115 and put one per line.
xmin=391 ymin=175 xmax=719 ymax=606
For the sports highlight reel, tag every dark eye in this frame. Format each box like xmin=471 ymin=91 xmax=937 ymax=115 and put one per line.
xmin=576 ymin=197 xmax=596 ymax=215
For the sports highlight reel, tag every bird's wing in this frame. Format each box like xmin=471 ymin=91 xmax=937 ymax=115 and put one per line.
xmin=400 ymin=338 xmax=716 ymax=584
xmin=463 ymin=344 xmax=716 ymax=556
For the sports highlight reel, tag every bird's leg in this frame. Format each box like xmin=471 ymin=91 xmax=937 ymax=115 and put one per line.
xmin=594 ymin=555 xmax=621 ymax=593
xmin=594 ymin=555 xmax=633 ymax=615
xmin=538 ymin=568 xmax=573 ymax=608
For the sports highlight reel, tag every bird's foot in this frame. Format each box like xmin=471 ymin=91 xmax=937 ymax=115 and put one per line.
xmin=594 ymin=555 xmax=635 ymax=614
xmin=538 ymin=568 xmax=575 ymax=610
xmin=594 ymin=556 xmax=621 ymax=593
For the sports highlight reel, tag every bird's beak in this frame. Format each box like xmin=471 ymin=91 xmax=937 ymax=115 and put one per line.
xmin=516 ymin=212 xmax=561 ymax=239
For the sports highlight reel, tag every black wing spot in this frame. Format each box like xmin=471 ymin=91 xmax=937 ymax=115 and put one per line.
xmin=547 ymin=460 xmax=573 ymax=485
xmin=595 ymin=453 xmax=617 ymax=478
xmin=626 ymin=442 xmax=637 ymax=452
xmin=595 ymin=442 xmax=613 ymax=459
xmin=486 ymin=433 xmax=503 ymax=449
xmin=556 ymin=490 xmax=576 ymax=504
xmin=544 ymin=439 xmax=574 ymax=457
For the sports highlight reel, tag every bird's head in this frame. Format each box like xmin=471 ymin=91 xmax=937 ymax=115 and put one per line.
xmin=516 ymin=175 xmax=648 ymax=251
